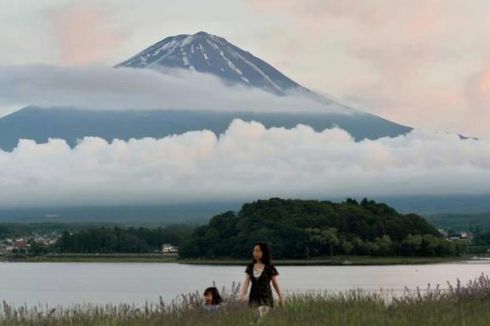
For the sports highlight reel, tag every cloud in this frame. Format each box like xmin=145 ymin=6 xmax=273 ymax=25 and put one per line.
xmin=465 ymin=62 xmax=490 ymax=113
xmin=47 ymin=3 xmax=125 ymax=65
xmin=0 ymin=64 xmax=346 ymax=115
xmin=0 ymin=119 xmax=488 ymax=208
xmin=243 ymin=0 xmax=490 ymax=138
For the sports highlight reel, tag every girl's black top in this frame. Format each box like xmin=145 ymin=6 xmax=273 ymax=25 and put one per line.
xmin=245 ymin=263 xmax=279 ymax=307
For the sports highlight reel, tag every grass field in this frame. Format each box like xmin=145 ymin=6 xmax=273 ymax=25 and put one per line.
xmin=2 ymin=274 xmax=490 ymax=325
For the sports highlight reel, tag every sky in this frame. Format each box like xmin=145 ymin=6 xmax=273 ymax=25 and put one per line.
xmin=1 ymin=0 xmax=490 ymax=138
xmin=0 ymin=1 xmax=489 ymax=207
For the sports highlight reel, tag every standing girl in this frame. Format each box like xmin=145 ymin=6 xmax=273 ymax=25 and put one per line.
xmin=239 ymin=242 xmax=284 ymax=310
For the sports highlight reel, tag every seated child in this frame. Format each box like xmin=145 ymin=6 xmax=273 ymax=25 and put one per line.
xmin=202 ymin=286 xmax=223 ymax=314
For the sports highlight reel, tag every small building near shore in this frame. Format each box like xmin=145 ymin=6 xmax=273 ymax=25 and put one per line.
xmin=447 ymin=232 xmax=473 ymax=241
xmin=12 ymin=238 xmax=30 ymax=253
xmin=162 ymin=243 xmax=178 ymax=254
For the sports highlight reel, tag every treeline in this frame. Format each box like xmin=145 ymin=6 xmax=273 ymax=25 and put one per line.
xmin=472 ymin=231 xmax=490 ymax=246
xmin=40 ymin=198 xmax=469 ymax=257
xmin=180 ymin=198 xmax=467 ymax=259
xmin=0 ymin=222 xmax=121 ymax=239
xmin=54 ymin=225 xmax=193 ymax=253
xmin=468 ymin=231 xmax=490 ymax=253
xmin=0 ymin=223 xmax=72 ymax=239
xmin=426 ymin=212 xmax=490 ymax=233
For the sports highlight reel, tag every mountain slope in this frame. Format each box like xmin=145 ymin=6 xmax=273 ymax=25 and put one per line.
xmin=116 ymin=31 xmax=314 ymax=96
xmin=0 ymin=106 xmax=411 ymax=151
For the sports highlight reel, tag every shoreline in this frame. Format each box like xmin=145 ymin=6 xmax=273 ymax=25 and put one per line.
xmin=0 ymin=254 xmax=470 ymax=265
xmin=179 ymin=255 xmax=468 ymax=266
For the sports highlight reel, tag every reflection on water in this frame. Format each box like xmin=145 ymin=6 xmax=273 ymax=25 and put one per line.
xmin=0 ymin=261 xmax=489 ymax=307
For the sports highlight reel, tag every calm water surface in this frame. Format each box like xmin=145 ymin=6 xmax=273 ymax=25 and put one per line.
xmin=1 ymin=261 xmax=489 ymax=307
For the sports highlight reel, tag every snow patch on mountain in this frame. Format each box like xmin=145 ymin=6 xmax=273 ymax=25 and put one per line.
xmin=116 ymin=31 xmax=312 ymax=96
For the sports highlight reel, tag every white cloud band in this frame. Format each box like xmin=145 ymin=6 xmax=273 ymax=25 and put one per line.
xmin=0 ymin=119 xmax=488 ymax=208
xmin=0 ymin=65 xmax=347 ymax=116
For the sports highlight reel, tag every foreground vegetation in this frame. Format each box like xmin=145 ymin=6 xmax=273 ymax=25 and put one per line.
xmin=2 ymin=275 xmax=490 ymax=325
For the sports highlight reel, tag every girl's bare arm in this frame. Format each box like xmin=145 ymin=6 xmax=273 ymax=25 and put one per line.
xmin=239 ymin=274 xmax=250 ymax=303
xmin=271 ymin=276 xmax=284 ymax=306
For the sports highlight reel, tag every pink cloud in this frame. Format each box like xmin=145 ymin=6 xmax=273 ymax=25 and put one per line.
xmin=465 ymin=62 xmax=490 ymax=113
xmin=243 ymin=0 xmax=490 ymax=137
xmin=48 ymin=3 xmax=124 ymax=65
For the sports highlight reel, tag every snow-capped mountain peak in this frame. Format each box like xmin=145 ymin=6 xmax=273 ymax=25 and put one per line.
xmin=116 ymin=31 xmax=306 ymax=95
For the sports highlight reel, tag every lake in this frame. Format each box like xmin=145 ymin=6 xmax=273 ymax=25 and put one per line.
xmin=1 ymin=260 xmax=489 ymax=307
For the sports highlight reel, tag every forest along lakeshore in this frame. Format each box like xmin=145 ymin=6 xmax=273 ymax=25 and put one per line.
xmin=0 ymin=198 xmax=477 ymax=262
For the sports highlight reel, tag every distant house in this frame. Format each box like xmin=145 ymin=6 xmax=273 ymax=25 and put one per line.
xmin=33 ymin=236 xmax=58 ymax=246
xmin=14 ymin=239 xmax=28 ymax=249
xmin=447 ymin=232 xmax=472 ymax=241
xmin=162 ymin=243 xmax=178 ymax=254
xmin=12 ymin=238 xmax=30 ymax=253
xmin=0 ymin=244 xmax=10 ymax=254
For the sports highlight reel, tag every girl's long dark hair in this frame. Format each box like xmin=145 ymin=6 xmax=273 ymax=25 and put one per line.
xmin=253 ymin=242 xmax=272 ymax=266
xmin=204 ymin=287 xmax=223 ymax=305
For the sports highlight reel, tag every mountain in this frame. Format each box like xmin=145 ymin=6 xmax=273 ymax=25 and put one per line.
xmin=0 ymin=31 xmax=413 ymax=152
xmin=116 ymin=31 xmax=310 ymax=96
xmin=0 ymin=106 xmax=411 ymax=151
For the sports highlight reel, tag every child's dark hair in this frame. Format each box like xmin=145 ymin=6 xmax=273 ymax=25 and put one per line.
xmin=204 ymin=287 xmax=223 ymax=305
xmin=253 ymin=242 xmax=272 ymax=266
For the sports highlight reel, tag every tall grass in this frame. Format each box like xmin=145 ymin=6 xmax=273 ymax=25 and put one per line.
xmin=2 ymin=276 xmax=490 ymax=325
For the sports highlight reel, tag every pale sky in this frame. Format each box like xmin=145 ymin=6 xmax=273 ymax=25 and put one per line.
xmin=1 ymin=0 xmax=490 ymax=137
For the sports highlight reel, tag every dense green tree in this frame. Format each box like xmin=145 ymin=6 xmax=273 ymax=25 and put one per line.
xmin=51 ymin=198 xmax=459 ymax=258
xmin=375 ymin=235 xmax=394 ymax=256
xmin=180 ymin=198 xmax=450 ymax=259
xmin=54 ymin=224 xmax=193 ymax=253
